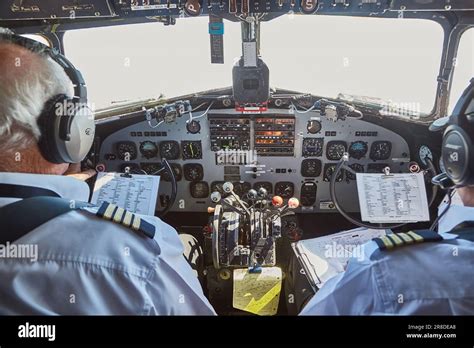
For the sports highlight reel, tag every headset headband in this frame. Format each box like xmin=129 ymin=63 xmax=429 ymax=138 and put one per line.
xmin=0 ymin=33 xmax=87 ymax=103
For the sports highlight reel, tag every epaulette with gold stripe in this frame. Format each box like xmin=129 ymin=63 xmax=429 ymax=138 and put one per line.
xmin=373 ymin=230 xmax=443 ymax=251
xmin=96 ymin=202 xmax=155 ymax=239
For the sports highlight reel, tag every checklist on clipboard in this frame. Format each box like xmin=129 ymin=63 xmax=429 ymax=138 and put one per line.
xmin=292 ymin=228 xmax=388 ymax=290
xmin=90 ymin=172 xmax=160 ymax=215
xmin=356 ymin=172 xmax=430 ymax=223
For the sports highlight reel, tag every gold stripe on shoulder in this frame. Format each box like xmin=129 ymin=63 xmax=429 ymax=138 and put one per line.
xmin=103 ymin=204 xmax=116 ymax=220
xmin=407 ymin=231 xmax=424 ymax=242
xmin=397 ymin=232 xmax=414 ymax=243
xmin=388 ymin=233 xmax=404 ymax=246
xmin=113 ymin=207 xmax=125 ymax=223
xmin=380 ymin=235 xmax=394 ymax=249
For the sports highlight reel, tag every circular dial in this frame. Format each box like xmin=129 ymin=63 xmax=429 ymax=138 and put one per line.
xmin=302 ymin=138 xmax=324 ymax=157
xmin=349 ymin=141 xmax=368 ymax=160
xmin=324 ymin=164 xmax=344 ymax=182
xmin=326 ymin=141 xmax=347 ymax=161
xmin=139 ymin=141 xmax=158 ymax=159
xmin=253 ymin=182 xmax=273 ymax=194
xmin=116 ymin=141 xmax=137 ymax=161
xmin=370 ymin=141 xmax=392 ymax=161
xmin=186 ymin=120 xmax=201 ymax=134
xmin=301 ymin=159 xmax=322 ymax=177
xmin=418 ymin=145 xmax=433 ymax=166
xmin=140 ymin=162 xmax=161 ymax=175
xmin=182 ymin=141 xmax=202 ymax=160
xmin=161 ymin=163 xmax=182 ymax=182
xmin=232 ymin=182 xmax=252 ymax=197
xmin=159 ymin=141 xmax=180 ymax=160
xmin=183 ymin=163 xmax=204 ymax=182
xmin=346 ymin=163 xmax=364 ymax=180
xmin=275 ymin=182 xmax=295 ymax=199
xmin=306 ymin=120 xmax=322 ymax=134
xmin=190 ymin=181 xmax=209 ymax=199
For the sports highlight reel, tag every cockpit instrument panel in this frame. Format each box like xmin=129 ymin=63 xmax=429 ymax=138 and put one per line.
xmin=99 ymin=108 xmax=411 ymax=213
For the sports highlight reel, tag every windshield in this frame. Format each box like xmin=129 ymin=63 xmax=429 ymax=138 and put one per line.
xmin=64 ymin=15 xmax=443 ymax=116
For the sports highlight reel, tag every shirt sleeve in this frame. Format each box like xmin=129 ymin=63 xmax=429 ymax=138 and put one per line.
xmin=141 ymin=217 xmax=216 ymax=315
xmin=300 ymin=256 xmax=386 ymax=315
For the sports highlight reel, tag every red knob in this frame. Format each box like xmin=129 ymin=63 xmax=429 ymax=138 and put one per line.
xmin=272 ymin=195 xmax=284 ymax=207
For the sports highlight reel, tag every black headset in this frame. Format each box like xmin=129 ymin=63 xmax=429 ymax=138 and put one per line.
xmin=0 ymin=32 xmax=95 ymax=164
xmin=441 ymin=78 xmax=474 ymax=187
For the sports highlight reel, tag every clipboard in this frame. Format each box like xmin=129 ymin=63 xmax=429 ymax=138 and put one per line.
xmin=90 ymin=172 xmax=160 ymax=215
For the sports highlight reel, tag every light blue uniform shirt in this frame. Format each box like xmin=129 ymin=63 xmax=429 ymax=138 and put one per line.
xmin=300 ymin=203 xmax=474 ymax=315
xmin=0 ymin=173 xmax=216 ymax=315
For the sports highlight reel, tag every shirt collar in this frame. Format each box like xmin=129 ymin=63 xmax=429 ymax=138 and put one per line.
xmin=0 ymin=172 xmax=90 ymax=207
xmin=438 ymin=202 xmax=474 ymax=234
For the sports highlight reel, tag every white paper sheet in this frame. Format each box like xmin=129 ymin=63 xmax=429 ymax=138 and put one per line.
xmin=293 ymin=228 xmax=388 ymax=289
xmin=90 ymin=172 xmax=160 ymax=215
xmin=356 ymin=173 xmax=430 ymax=223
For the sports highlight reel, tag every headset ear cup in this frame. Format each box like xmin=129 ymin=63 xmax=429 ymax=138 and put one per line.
xmin=37 ymin=94 xmax=69 ymax=164
xmin=442 ymin=125 xmax=473 ymax=186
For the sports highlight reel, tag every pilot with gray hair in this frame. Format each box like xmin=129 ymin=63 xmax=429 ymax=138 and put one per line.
xmin=0 ymin=28 xmax=215 ymax=315
xmin=300 ymin=81 xmax=474 ymax=315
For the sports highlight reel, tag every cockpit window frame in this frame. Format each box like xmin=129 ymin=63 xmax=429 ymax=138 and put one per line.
xmin=4 ymin=10 xmax=473 ymax=124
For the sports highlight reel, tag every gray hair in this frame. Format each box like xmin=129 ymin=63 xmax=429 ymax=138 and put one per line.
xmin=0 ymin=28 xmax=74 ymax=152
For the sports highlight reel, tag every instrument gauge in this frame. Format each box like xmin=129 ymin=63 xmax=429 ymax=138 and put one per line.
xmin=140 ymin=162 xmax=161 ymax=175
xmin=323 ymin=164 xmax=344 ymax=182
xmin=253 ymin=182 xmax=273 ymax=194
xmin=159 ymin=141 xmax=180 ymax=160
xmin=161 ymin=163 xmax=183 ymax=182
xmin=139 ymin=141 xmax=158 ymax=159
xmin=190 ymin=181 xmax=209 ymax=199
xmin=186 ymin=120 xmax=201 ymax=134
xmin=369 ymin=141 xmax=392 ymax=161
xmin=419 ymin=145 xmax=433 ymax=166
xmin=346 ymin=163 xmax=364 ymax=181
xmin=184 ymin=163 xmax=204 ymax=182
xmin=301 ymin=159 xmax=322 ymax=177
xmin=116 ymin=141 xmax=137 ymax=161
xmin=326 ymin=141 xmax=347 ymax=161
xmin=182 ymin=141 xmax=202 ymax=160
xmin=232 ymin=182 xmax=252 ymax=197
xmin=302 ymin=138 xmax=324 ymax=157
xmin=349 ymin=141 xmax=368 ymax=160
xmin=306 ymin=120 xmax=322 ymax=134
xmin=275 ymin=182 xmax=295 ymax=199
